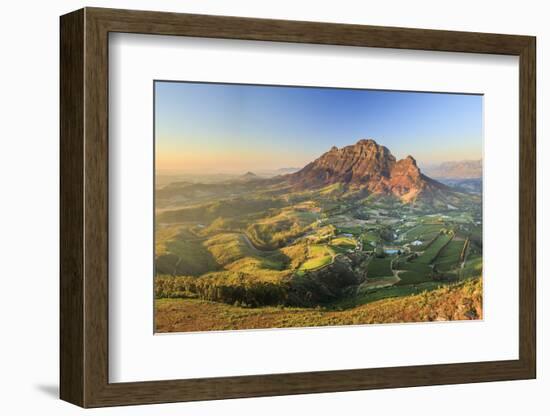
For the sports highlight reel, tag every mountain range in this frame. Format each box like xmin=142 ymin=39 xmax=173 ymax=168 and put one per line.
xmin=157 ymin=139 xmax=477 ymax=210
xmin=423 ymin=159 xmax=482 ymax=179
xmin=286 ymin=139 xmax=453 ymax=204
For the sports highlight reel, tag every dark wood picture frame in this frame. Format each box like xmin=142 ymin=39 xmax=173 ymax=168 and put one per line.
xmin=60 ymin=7 xmax=536 ymax=408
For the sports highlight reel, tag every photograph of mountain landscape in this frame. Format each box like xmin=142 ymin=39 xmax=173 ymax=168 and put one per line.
xmin=154 ymin=81 xmax=483 ymax=333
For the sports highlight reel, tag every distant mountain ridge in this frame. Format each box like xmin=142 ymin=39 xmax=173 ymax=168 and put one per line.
xmin=240 ymin=171 xmax=258 ymax=180
xmin=274 ymin=167 xmax=301 ymax=174
xmin=287 ymin=139 xmax=450 ymax=203
xmin=424 ymin=159 xmax=482 ymax=179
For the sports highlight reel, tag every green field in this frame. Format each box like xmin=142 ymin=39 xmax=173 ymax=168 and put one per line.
xmin=397 ymin=268 xmax=433 ymax=285
xmin=367 ymin=256 xmax=393 ymax=278
xmin=299 ymin=244 xmax=335 ymax=270
xmin=335 ymin=281 xmax=445 ymax=309
xmin=417 ymin=233 xmax=453 ymax=264
xmin=434 ymin=239 xmax=465 ymax=271
xmin=360 ymin=231 xmax=379 ymax=246
xmin=331 ymin=236 xmax=356 ymax=250
xmin=391 ymin=234 xmax=448 ymax=284
xmin=336 ymin=226 xmax=363 ymax=235
xmin=299 ymin=256 xmax=332 ymax=270
xmin=462 ymin=254 xmax=482 ymax=279
xmin=402 ymin=224 xmax=443 ymax=241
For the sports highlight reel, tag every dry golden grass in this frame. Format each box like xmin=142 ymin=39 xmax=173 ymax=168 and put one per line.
xmin=155 ymin=224 xmax=183 ymax=255
xmin=155 ymin=278 xmax=482 ymax=333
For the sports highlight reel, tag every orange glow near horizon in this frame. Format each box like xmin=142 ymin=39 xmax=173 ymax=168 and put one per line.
xmin=155 ymin=137 xmax=312 ymax=173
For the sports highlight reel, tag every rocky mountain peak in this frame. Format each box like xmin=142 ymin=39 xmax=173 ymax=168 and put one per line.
xmin=356 ymin=138 xmax=378 ymax=146
xmin=403 ymin=155 xmax=417 ymax=165
xmin=287 ymin=138 xmax=447 ymax=203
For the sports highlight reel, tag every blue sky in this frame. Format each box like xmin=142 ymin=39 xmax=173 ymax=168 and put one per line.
xmin=155 ymin=81 xmax=483 ymax=173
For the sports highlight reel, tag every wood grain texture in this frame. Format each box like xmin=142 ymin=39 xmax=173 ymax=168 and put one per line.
xmin=518 ymin=38 xmax=536 ymax=376
xmin=89 ymin=7 xmax=532 ymax=54
xmin=59 ymin=8 xmax=84 ymax=407
xmin=59 ymin=7 xmax=537 ymax=408
xmin=83 ymin=10 xmax=110 ymax=406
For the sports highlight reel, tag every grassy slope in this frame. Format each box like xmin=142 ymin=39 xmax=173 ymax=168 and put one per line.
xmin=280 ymin=243 xmax=308 ymax=269
xmin=331 ymin=236 xmax=356 ymax=250
xmin=417 ymin=233 xmax=453 ymax=264
xmin=462 ymin=254 xmax=482 ymax=279
xmin=156 ymin=278 xmax=482 ymax=332
xmin=367 ymin=256 xmax=393 ymax=278
xmin=435 ymin=239 xmax=464 ymax=271
xmin=361 ymin=231 xmax=379 ymax=245
xmin=247 ymin=210 xmax=307 ymax=249
xmin=396 ymin=233 xmax=453 ymax=285
xmin=299 ymin=244 xmax=335 ymax=270
xmin=158 ymin=197 xmax=283 ymax=223
xmin=155 ymin=225 xmax=183 ymax=255
xmin=204 ymin=233 xmax=290 ymax=281
xmin=155 ymin=227 xmax=220 ymax=276
xmin=402 ymin=224 xmax=442 ymax=241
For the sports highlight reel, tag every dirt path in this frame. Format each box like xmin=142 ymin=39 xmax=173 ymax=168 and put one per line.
xmin=392 ymin=269 xmax=403 ymax=281
xmin=389 ymin=257 xmax=403 ymax=283
xmin=359 ymin=275 xmax=400 ymax=290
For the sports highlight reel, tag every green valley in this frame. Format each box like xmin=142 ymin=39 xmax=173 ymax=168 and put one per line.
xmin=154 ymin=140 xmax=483 ymax=332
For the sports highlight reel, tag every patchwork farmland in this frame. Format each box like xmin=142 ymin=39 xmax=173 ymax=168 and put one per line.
xmin=154 ymin=172 xmax=482 ymax=332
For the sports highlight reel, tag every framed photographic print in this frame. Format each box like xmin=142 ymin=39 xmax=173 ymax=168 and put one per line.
xmin=60 ymin=7 xmax=536 ymax=408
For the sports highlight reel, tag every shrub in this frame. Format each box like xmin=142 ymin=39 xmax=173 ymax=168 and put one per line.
xmin=155 ymin=273 xmax=289 ymax=307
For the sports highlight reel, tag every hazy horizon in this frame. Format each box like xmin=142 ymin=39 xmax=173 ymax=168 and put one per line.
xmin=155 ymin=81 xmax=483 ymax=173
xmin=155 ymin=157 xmax=483 ymax=177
